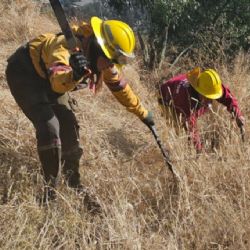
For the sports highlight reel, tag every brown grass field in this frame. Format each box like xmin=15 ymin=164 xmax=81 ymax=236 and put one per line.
xmin=0 ymin=1 xmax=249 ymax=249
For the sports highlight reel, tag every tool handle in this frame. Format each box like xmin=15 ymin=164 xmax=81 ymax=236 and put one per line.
xmin=240 ymin=126 xmax=245 ymax=142
xmin=49 ymin=0 xmax=77 ymax=52
xmin=149 ymin=125 xmax=175 ymax=173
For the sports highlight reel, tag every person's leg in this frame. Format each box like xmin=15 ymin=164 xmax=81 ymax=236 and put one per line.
xmin=52 ymin=94 xmax=83 ymax=188
xmin=52 ymin=94 xmax=102 ymax=213
xmin=35 ymin=115 xmax=61 ymax=189
xmin=5 ymin=49 xmax=62 ymax=198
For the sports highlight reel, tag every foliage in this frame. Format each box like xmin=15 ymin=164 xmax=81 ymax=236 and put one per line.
xmin=103 ymin=0 xmax=250 ymax=69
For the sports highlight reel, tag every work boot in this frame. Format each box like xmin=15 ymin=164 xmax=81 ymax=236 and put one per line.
xmin=62 ymin=148 xmax=102 ymax=214
xmin=62 ymin=148 xmax=82 ymax=188
xmin=64 ymin=167 xmax=102 ymax=214
xmin=63 ymin=166 xmax=81 ymax=188
xmin=63 ymin=163 xmax=102 ymax=214
xmin=63 ymin=157 xmax=102 ymax=214
xmin=38 ymin=147 xmax=62 ymax=202
xmin=76 ymin=185 xmax=103 ymax=215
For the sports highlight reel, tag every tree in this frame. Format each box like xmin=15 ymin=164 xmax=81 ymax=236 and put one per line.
xmin=101 ymin=0 xmax=250 ymax=69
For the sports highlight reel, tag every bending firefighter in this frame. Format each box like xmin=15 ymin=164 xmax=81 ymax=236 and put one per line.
xmin=158 ymin=67 xmax=245 ymax=153
xmin=5 ymin=17 xmax=154 ymax=204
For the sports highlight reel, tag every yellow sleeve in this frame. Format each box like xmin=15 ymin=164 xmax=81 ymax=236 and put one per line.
xmin=103 ymin=65 xmax=148 ymax=120
xmin=49 ymin=66 xmax=80 ymax=93
xmin=71 ymin=22 xmax=93 ymax=37
xmin=42 ymin=35 xmax=81 ymax=93
xmin=112 ymin=84 xmax=149 ymax=119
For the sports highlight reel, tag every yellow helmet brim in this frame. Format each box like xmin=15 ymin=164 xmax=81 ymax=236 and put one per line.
xmin=187 ymin=68 xmax=223 ymax=100
xmin=91 ymin=16 xmax=113 ymax=59
xmin=200 ymin=88 xmax=223 ymax=99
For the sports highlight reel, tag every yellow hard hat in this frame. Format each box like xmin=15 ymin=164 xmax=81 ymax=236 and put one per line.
xmin=91 ymin=16 xmax=135 ymax=64
xmin=187 ymin=67 xmax=223 ymax=99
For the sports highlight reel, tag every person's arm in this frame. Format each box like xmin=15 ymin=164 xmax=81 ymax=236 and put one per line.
xmin=44 ymin=35 xmax=87 ymax=93
xmin=217 ymin=85 xmax=243 ymax=118
xmin=217 ymin=84 xmax=244 ymax=127
xmin=103 ymin=65 xmax=152 ymax=123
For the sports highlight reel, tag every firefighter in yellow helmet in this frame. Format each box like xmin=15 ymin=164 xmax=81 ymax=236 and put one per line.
xmin=158 ymin=67 xmax=245 ymax=153
xmin=5 ymin=17 xmax=154 ymax=207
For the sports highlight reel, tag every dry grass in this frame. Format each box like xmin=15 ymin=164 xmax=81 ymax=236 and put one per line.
xmin=0 ymin=1 xmax=250 ymax=249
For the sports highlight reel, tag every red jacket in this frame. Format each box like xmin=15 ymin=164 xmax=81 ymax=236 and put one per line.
xmin=159 ymin=74 xmax=242 ymax=151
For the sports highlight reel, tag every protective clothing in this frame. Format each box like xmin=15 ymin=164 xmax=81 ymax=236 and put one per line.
xmin=187 ymin=67 xmax=223 ymax=99
xmin=28 ymin=33 xmax=81 ymax=91
xmin=71 ymin=21 xmax=93 ymax=38
xmin=142 ymin=111 xmax=155 ymax=128
xmin=27 ymin=23 xmax=148 ymax=120
xmin=5 ymin=16 xmax=151 ymax=205
xmin=38 ymin=147 xmax=62 ymax=186
xmin=159 ymin=74 xmax=243 ymax=152
xmin=69 ymin=53 xmax=90 ymax=81
xmin=62 ymin=147 xmax=83 ymax=188
xmin=5 ymin=45 xmax=83 ymax=194
xmin=91 ymin=17 xmax=135 ymax=62
xmin=37 ymin=147 xmax=62 ymax=202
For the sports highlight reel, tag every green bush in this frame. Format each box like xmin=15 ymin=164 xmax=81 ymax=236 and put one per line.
xmin=105 ymin=0 xmax=250 ymax=69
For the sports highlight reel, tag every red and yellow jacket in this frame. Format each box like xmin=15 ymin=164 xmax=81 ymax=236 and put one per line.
xmin=28 ymin=22 xmax=148 ymax=120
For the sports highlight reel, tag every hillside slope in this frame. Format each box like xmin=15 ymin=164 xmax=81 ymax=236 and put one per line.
xmin=0 ymin=1 xmax=249 ymax=249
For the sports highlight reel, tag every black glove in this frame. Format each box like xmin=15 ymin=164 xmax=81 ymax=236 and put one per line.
xmin=69 ymin=53 xmax=90 ymax=81
xmin=142 ymin=111 xmax=155 ymax=128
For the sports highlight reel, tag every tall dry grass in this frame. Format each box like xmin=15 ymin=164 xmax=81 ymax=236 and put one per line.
xmin=0 ymin=1 xmax=250 ymax=249
xmin=0 ymin=0 xmax=58 ymax=85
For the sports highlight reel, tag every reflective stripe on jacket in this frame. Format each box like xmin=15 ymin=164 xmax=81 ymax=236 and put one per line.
xmin=28 ymin=23 xmax=148 ymax=120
